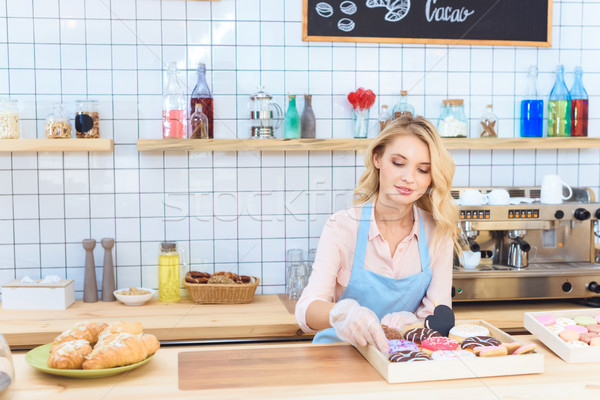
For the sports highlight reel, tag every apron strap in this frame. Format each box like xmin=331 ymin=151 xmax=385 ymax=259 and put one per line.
xmin=417 ymin=210 xmax=430 ymax=272
xmin=351 ymin=203 xmax=373 ymax=272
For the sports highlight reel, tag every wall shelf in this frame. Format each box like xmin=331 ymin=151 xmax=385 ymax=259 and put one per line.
xmin=0 ymin=139 xmax=113 ymax=152
xmin=137 ymin=137 xmax=600 ymax=152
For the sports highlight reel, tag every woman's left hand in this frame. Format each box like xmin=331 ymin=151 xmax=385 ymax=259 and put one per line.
xmin=381 ymin=311 xmax=419 ymax=331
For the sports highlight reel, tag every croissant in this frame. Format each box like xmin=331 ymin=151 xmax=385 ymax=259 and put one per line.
xmin=82 ymin=333 xmax=160 ymax=370
xmin=97 ymin=321 xmax=144 ymax=343
xmin=51 ymin=321 xmax=108 ymax=353
xmin=47 ymin=339 xmax=93 ymax=369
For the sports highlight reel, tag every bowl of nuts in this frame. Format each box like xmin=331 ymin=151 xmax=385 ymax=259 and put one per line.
xmin=113 ymin=287 xmax=155 ymax=306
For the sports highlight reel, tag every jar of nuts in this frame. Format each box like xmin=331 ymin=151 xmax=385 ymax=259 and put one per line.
xmin=0 ymin=99 xmax=20 ymax=139
xmin=75 ymin=100 xmax=100 ymax=138
xmin=45 ymin=103 xmax=71 ymax=139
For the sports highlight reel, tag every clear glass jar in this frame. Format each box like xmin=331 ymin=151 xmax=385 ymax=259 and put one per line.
xmin=75 ymin=100 xmax=100 ymax=138
xmin=0 ymin=333 xmax=14 ymax=393
xmin=158 ymin=241 xmax=181 ymax=302
xmin=438 ymin=99 xmax=468 ymax=138
xmin=0 ymin=99 xmax=20 ymax=139
xmin=45 ymin=103 xmax=72 ymax=139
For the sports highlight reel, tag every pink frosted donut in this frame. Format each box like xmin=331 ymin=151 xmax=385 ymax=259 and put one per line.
xmin=565 ymin=324 xmax=588 ymax=334
xmin=535 ymin=315 xmax=556 ymax=326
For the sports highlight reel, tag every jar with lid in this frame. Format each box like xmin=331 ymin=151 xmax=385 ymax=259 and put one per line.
xmin=479 ymin=104 xmax=498 ymax=137
xmin=45 ymin=103 xmax=72 ymax=139
xmin=0 ymin=99 xmax=20 ymax=139
xmin=158 ymin=241 xmax=182 ymax=302
xmin=75 ymin=100 xmax=100 ymax=138
xmin=438 ymin=99 xmax=468 ymax=138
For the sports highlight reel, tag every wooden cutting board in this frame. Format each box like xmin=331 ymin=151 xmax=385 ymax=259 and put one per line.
xmin=178 ymin=344 xmax=382 ymax=390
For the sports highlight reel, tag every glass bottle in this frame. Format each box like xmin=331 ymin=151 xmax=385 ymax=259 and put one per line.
xmin=45 ymin=103 xmax=71 ymax=139
xmin=378 ymin=104 xmax=392 ymax=133
xmin=0 ymin=99 xmax=20 ymax=139
xmin=570 ymin=66 xmax=588 ymax=137
xmin=479 ymin=104 xmax=498 ymax=137
xmin=189 ymin=104 xmax=209 ymax=139
xmin=392 ymin=90 xmax=415 ymax=119
xmin=520 ymin=65 xmax=544 ymax=137
xmin=158 ymin=241 xmax=180 ymax=302
xmin=75 ymin=100 xmax=100 ymax=138
xmin=190 ymin=63 xmax=214 ymax=139
xmin=300 ymin=94 xmax=316 ymax=139
xmin=163 ymin=62 xmax=187 ymax=139
xmin=438 ymin=99 xmax=468 ymax=138
xmin=284 ymin=94 xmax=301 ymax=139
xmin=548 ymin=64 xmax=571 ymax=137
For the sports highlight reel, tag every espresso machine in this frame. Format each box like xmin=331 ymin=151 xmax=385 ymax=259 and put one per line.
xmin=452 ymin=186 xmax=600 ymax=303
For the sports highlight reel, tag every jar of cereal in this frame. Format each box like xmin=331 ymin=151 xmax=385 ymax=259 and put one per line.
xmin=45 ymin=103 xmax=71 ymax=139
xmin=75 ymin=100 xmax=100 ymax=138
xmin=0 ymin=99 xmax=20 ymax=139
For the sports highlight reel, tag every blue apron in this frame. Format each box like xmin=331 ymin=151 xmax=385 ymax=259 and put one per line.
xmin=313 ymin=202 xmax=433 ymax=343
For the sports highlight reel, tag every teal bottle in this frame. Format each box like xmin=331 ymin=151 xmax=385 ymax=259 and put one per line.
xmin=548 ymin=65 xmax=571 ymax=137
xmin=284 ymin=95 xmax=301 ymax=138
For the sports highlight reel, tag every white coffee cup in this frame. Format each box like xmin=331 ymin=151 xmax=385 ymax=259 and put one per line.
xmin=460 ymin=189 xmax=488 ymax=206
xmin=460 ymin=250 xmax=481 ymax=269
xmin=540 ymin=175 xmax=573 ymax=204
xmin=487 ymin=189 xmax=511 ymax=205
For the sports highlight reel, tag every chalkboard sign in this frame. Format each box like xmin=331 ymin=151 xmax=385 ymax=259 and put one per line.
xmin=303 ymin=0 xmax=552 ymax=47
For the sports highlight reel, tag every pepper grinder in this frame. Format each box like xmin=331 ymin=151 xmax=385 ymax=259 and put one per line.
xmin=101 ymin=238 xmax=116 ymax=301
xmin=82 ymin=239 xmax=98 ymax=303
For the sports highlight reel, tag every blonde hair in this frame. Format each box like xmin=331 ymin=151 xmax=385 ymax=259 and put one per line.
xmin=354 ymin=115 xmax=460 ymax=252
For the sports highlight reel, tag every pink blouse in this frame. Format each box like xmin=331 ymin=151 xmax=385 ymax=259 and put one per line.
xmin=295 ymin=204 xmax=453 ymax=333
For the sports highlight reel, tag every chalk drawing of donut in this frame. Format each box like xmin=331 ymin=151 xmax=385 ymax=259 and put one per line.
xmin=337 ymin=18 xmax=355 ymax=32
xmin=366 ymin=0 xmax=389 ymax=8
xmin=385 ymin=0 xmax=410 ymax=22
xmin=340 ymin=1 xmax=357 ymax=15
xmin=315 ymin=2 xmax=334 ymax=18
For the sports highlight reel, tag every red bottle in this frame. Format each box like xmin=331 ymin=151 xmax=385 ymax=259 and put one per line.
xmin=570 ymin=66 xmax=588 ymax=137
xmin=190 ymin=63 xmax=214 ymax=139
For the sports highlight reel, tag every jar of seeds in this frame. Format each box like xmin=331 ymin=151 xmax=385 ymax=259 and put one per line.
xmin=0 ymin=99 xmax=20 ymax=139
xmin=75 ymin=100 xmax=99 ymax=138
xmin=45 ymin=103 xmax=71 ymax=138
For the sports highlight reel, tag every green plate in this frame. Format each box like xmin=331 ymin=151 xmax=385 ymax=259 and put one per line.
xmin=25 ymin=343 xmax=154 ymax=378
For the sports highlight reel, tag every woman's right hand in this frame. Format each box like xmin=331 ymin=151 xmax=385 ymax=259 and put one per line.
xmin=329 ymin=299 xmax=388 ymax=353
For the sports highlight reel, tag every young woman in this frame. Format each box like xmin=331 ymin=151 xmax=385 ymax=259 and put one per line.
xmin=295 ymin=115 xmax=460 ymax=353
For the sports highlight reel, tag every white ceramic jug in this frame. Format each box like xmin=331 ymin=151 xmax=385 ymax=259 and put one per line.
xmin=540 ymin=175 xmax=572 ymax=204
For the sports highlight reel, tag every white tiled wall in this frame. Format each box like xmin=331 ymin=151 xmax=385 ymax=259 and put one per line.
xmin=1 ymin=0 xmax=599 ymax=298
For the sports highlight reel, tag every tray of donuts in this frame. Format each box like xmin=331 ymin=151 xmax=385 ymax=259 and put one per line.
xmin=24 ymin=320 xmax=160 ymax=378
xmin=524 ymin=309 xmax=600 ymax=363
xmin=183 ymin=271 xmax=260 ymax=304
xmin=357 ymin=318 xmax=543 ymax=383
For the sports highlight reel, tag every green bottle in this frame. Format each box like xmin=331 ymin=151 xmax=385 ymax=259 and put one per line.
xmin=284 ymin=95 xmax=301 ymax=139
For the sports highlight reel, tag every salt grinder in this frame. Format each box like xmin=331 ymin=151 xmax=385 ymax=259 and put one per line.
xmin=82 ymin=239 xmax=98 ymax=303
xmin=101 ymin=238 xmax=116 ymax=301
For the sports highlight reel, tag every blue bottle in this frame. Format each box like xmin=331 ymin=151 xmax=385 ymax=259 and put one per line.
xmin=520 ymin=66 xmax=543 ymax=137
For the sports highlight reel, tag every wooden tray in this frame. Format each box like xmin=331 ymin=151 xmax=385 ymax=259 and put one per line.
xmin=357 ymin=319 xmax=544 ymax=383
xmin=524 ymin=308 xmax=600 ymax=363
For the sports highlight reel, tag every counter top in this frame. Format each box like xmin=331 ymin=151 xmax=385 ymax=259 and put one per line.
xmin=1 ymin=295 xmax=594 ymax=348
xmin=4 ymin=336 xmax=599 ymax=399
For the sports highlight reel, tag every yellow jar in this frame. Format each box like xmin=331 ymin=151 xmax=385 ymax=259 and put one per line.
xmin=158 ymin=242 xmax=180 ymax=302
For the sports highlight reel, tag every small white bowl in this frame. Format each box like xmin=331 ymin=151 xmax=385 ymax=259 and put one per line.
xmin=113 ymin=288 xmax=155 ymax=306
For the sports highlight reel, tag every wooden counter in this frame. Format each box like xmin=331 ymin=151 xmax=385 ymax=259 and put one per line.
xmin=4 ymin=336 xmax=600 ymax=399
xmin=1 ymin=295 xmax=595 ymax=348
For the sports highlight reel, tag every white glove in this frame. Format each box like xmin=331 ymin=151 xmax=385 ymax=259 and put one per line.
xmin=329 ymin=299 xmax=388 ymax=353
xmin=381 ymin=311 xmax=419 ymax=332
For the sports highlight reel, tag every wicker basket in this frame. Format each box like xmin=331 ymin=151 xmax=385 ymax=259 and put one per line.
xmin=183 ymin=277 xmax=260 ymax=304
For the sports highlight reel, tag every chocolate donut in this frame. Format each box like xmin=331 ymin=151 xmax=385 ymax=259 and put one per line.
xmin=403 ymin=328 xmax=441 ymax=345
xmin=460 ymin=336 xmax=501 ymax=351
xmin=389 ymin=350 xmax=431 ymax=362
xmin=382 ymin=325 xmax=403 ymax=340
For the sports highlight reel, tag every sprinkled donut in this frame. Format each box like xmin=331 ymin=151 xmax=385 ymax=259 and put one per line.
xmin=402 ymin=328 xmax=441 ymax=345
xmin=448 ymin=324 xmax=490 ymax=343
xmin=460 ymin=336 xmax=501 ymax=351
xmin=388 ymin=339 xmax=419 ymax=353
xmin=431 ymin=350 xmax=475 ymax=360
xmin=566 ymin=340 xmax=588 ymax=348
xmin=420 ymin=337 xmax=458 ymax=355
xmin=555 ymin=317 xmax=576 ymax=327
xmin=389 ymin=350 xmax=432 ymax=362
xmin=546 ymin=324 xmax=565 ymax=335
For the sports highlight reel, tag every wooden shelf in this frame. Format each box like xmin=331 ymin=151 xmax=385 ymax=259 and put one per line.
xmin=0 ymin=138 xmax=113 ymax=152
xmin=137 ymin=137 xmax=600 ymax=152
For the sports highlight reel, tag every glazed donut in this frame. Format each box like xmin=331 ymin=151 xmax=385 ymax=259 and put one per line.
xmin=448 ymin=324 xmax=490 ymax=344
xmin=389 ymin=350 xmax=431 ymax=362
xmin=460 ymin=336 xmax=501 ymax=351
xmin=403 ymin=328 xmax=440 ymax=345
